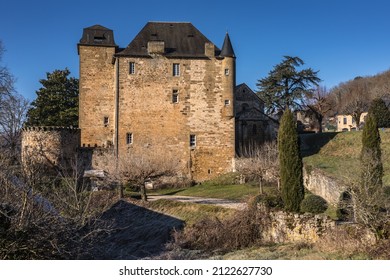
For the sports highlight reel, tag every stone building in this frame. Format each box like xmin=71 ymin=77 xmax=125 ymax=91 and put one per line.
xmin=77 ymin=22 xmax=236 ymax=181
xmin=234 ymin=83 xmax=277 ymax=155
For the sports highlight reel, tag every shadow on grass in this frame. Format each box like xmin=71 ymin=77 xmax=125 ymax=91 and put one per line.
xmin=300 ymin=132 xmax=339 ymax=157
xmin=81 ymin=200 xmax=184 ymax=260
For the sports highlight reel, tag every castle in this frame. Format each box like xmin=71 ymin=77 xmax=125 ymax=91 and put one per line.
xmin=22 ymin=22 xmax=273 ymax=182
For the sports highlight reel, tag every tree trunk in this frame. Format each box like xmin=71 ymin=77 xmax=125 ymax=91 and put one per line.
xmin=259 ymin=178 xmax=264 ymax=194
xmin=140 ymin=184 xmax=147 ymax=201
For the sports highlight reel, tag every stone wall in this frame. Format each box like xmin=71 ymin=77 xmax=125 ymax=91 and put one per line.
xmin=303 ymin=166 xmax=346 ymax=205
xmin=262 ymin=210 xmax=336 ymax=243
xmin=79 ymin=44 xmax=235 ymax=182
xmin=21 ymin=127 xmax=80 ymax=170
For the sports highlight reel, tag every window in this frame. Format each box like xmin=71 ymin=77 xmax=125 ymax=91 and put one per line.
xmin=103 ymin=116 xmax=109 ymax=127
xmin=224 ymin=68 xmax=230 ymax=76
xmin=343 ymin=117 xmax=347 ymax=125
xmin=172 ymin=90 xmax=179 ymax=103
xmin=129 ymin=62 xmax=135 ymax=74
xmin=126 ymin=133 xmax=133 ymax=145
xmin=224 ymin=99 xmax=230 ymax=106
xmin=190 ymin=134 xmax=196 ymax=148
xmin=173 ymin=63 xmax=180 ymax=76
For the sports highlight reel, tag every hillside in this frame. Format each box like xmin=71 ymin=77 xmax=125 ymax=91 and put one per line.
xmin=301 ymin=130 xmax=390 ymax=185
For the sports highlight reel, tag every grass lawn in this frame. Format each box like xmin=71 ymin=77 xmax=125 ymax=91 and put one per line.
xmin=302 ymin=129 xmax=390 ymax=185
xmin=148 ymin=178 xmax=277 ymax=201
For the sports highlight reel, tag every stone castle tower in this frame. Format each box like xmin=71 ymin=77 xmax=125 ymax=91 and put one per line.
xmin=77 ymin=22 xmax=236 ymax=181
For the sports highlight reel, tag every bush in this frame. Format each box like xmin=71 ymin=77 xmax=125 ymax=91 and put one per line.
xmin=300 ymin=194 xmax=328 ymax=214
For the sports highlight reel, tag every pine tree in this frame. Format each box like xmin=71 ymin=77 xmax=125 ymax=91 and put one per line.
xmin=278 ymin=109 xmax=304 ymax=212
xmin=368 ymin=98 xmax=390 ymax=128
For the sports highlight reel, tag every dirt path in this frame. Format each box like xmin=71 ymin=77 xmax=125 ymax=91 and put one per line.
xmin=147 ymin=195 xmax=247 ymax=210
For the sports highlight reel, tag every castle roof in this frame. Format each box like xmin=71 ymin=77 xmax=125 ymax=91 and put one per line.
xmin=116 ymin=22 xmax=221 ymax=58
xmin=220 ymin=33 xmax=235 ymax=58
xmin=78 ymin=24 xmax=117 ymax=48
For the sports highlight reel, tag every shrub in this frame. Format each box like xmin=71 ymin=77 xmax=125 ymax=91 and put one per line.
xmin=300 ymin=194 xmax=328 ymax=214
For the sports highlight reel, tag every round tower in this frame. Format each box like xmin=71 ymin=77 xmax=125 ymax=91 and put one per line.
xmin=220 ymin=32 xmax=236 ymax=118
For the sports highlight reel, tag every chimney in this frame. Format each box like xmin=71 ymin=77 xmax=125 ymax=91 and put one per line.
xmin=147 ymin=41 xmax=165 ymax=54
xmin=205 ymin=42 xmax=215 ymax=57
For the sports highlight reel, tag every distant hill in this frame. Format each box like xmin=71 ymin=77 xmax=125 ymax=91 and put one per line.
xmin=329 ymin=69 xmax=390 ymax=116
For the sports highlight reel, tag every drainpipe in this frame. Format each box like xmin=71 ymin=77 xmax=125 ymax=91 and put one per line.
xmin=114 ymin=57 xmax=119 ymax=158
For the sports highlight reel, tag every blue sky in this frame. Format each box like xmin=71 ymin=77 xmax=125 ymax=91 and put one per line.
xmin=2 ymin=0 xmax=390 ymax=101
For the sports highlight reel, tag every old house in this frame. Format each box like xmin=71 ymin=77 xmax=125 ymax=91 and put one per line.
xmin=336 ymin=112 xmax=368 ymax=131
xmin=77 ymin=22 xmax=236 ymax=181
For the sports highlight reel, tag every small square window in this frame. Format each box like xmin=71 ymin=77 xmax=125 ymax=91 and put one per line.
xmin=190 ymin=134 xmax=196 ymax=148
xmin=172 ymin=90 xmax=179 ymax=103
xmin=129 ymin=62 xmax=135 ymax=74
xmin=103 ymin=116 xmax=109 ymax=127
xmin=126 ymin=133 xmax=133 ymax=145
xmin=224 ymin=68 xmax=229 ymax=76
xmin=173 ymin=63 xmax=180 ymax=76
xmin=224 ymin=100 xmax=230 ymax=106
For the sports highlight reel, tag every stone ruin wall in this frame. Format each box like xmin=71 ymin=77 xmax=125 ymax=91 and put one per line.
xmin=21 ymin=127 xmax=81 ymax=170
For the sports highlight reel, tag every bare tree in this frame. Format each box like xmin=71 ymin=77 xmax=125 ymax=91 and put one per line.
xmin=0 ymin=93 xmax=30 ymax=161
xmin=331 ymin=78 xmax=371 ymax=128
xmin=100 ymin=149 xmax=180 ymax=201
xmin=236 ymin=141 xmax=279 ymax=194
xmin=0 ymin=41 xmax=15 ymax=97
xmin=305 ymin=85 xmax=332 ymax=133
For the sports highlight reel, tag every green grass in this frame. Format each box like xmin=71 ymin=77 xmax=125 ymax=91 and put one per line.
xmin=145 ymin=199 xmax=234 ymax=225
xmin=148 ymin=172 xmax=279 ymax=200
xmin=302 ymin=130 xmax=390 ymax=185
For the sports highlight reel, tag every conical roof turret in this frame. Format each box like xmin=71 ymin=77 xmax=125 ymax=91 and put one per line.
xmin=220 ymin=32 xmax=235 ymax=58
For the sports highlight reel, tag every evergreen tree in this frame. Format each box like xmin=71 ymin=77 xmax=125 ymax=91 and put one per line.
xmin=278 ymin=109 xmax=304 ymax=212
xmin=368 ymin=98 xmax=390 ymax=128
xmin=257 ymin=56 xmax=320 ymax=114
xmin=26 ymin=68 xmax=78 ymax=127
xmin=353 ymin=113 xmax=387 ymax=237
xmin=361 ymin=113 xmax=383 ymax=190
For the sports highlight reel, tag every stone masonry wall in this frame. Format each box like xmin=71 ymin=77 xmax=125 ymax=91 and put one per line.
xmin=262 ymin=211 xmax=336 ymax=243
xmin=78 ymin=42 xmax=235 ymax=182
xmin=79 ymin=45 xmax=116 ymax=148
xmin=303 ymin=166 xmax=346 ymax=205
xmin=21 ymin=127 xmax=80 ymax=169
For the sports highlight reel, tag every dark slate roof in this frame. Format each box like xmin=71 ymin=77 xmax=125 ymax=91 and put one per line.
xmin=79 ymin=25 xmax=117 ymax=47
xmin=220 ymin=33 xmax=235 ymax=58
xmin=117 ymin=22 xmax=221 ymax=58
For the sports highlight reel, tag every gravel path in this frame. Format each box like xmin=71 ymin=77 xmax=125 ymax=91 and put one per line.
xmin=147 ymin=195 xmax=247 ymax=210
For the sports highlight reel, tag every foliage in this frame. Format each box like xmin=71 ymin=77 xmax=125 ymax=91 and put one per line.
xmin=26 ymin=68 xmax=78 ymax=127
xmin=300 ymin=194 xmax=328 ymax=214
xmin=360 ymin=113 xmax=383 ymax=189
xmin=278 ymin=109 xmax=304 ymax=212
xmin=368 ymin=98 xmax=390 ymax=128
xmin=257 ymin=56 xmax=320 ymax=114
xmin=351 ymin=113 xmax=389 ymax=238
